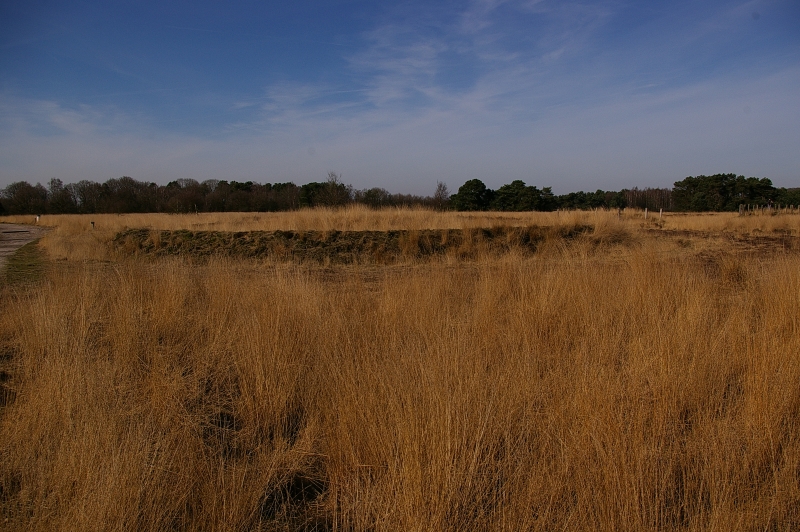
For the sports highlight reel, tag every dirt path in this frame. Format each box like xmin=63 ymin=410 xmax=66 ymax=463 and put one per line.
xmin=0 ymin=223 xmax=49 ymax=273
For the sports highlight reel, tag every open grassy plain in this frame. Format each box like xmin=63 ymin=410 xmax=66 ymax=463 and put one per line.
xmin=1 ymin=207 xmax=799 ymax=531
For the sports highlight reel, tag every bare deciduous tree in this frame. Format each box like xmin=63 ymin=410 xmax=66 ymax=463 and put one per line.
xmin=433 ymin=181 xmax=449 ymax=211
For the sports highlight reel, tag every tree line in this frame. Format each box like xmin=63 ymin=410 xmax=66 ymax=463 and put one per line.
xmin=0 ymin=173 xmax=445 ymax=215
xmin=448 ymin=174 xmax=797 ymax=212
xmin=671 ymin=174 xmax=798 ymax=211
xmin=1 ymin=173 xmax=797 ymax=215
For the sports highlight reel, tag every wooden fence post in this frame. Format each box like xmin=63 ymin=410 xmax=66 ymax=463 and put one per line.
xmin=644 ymin=208 xmax=648 ymax=220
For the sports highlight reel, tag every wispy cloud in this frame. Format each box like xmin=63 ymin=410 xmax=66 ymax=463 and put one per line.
xmin=459 ymin=0 xmax=514 ymax=33
xmin=2 ymin=0 xmax=798 ymax=192
xmin=0 ymin=96 xmax=126 ymax=137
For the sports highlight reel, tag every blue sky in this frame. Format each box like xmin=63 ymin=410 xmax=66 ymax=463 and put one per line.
xmin=1 ymin=0 xmax=798 ymax=194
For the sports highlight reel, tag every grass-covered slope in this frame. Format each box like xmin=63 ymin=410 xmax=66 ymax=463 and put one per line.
xmin=111 ymin=225 xmax=592 ymax=263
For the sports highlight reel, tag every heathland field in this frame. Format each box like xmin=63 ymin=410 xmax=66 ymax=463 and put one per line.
xmin=1 ymin=207 xmax=799 ymax=531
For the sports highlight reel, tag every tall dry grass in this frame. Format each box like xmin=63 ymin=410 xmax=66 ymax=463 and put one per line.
xmin=5 ymin=205 xmax=797 ymax=234
xmin=3 ymin=206 xmax=606 ymax=234
xmin=1 ymin=232 xmax=799 ymax=530
xmin=5 ymin=207 xmax=798 ymax=262
xmin=664 ymin=211 xmax=800 ymax=235
xmin=4 ymin=207 xmax=616 ymax=262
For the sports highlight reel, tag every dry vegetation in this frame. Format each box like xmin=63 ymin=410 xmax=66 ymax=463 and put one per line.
xmin=1 ymin=208 xmax=799 ymax=531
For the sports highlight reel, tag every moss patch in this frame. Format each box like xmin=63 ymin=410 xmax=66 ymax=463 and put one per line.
xmin=3 ymin=240 xmax=47 ymax=286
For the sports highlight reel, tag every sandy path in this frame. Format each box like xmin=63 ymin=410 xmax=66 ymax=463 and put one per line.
xmin=0 ymin=224 xmax=49 ymax=272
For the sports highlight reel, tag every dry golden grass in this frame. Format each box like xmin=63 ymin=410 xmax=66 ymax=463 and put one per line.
xmin=664 ymin=211 xmax=800 ymax=235
xmin=5 ymin=207 xmax=601 ymax=262
xmin=4 ymin=205 xmax=798 ymax=262
xmin=1 ymin=209 xmax=799 ymax=531
xmin=3 ymin=206 xmax=604 ymax=233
